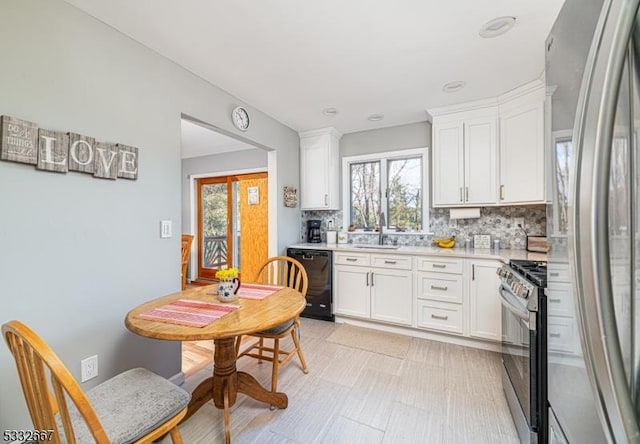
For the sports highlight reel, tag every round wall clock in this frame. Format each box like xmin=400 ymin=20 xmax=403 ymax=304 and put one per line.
xmin=231 ymin=106 xmax=250 ymax=132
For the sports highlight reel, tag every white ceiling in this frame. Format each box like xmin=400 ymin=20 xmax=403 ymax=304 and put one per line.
xmin=64 ymin=0 xmax=564 ymax=135
xmin=180 ymin=119 xmax=257 ymax=159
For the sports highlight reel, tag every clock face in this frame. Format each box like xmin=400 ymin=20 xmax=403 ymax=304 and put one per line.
xmin=232 ymin=107 xmax=250 ymax=131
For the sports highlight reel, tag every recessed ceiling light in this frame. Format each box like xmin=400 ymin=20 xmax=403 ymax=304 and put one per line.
xmin=442 ymin=81 xmax=466 ymax=93
xmin=322 ymin=107 xmax=338 ymax=116
xmin=479 ymin=16 xmax=516 ymax=38
xmin=367 ymin=113 xmax=384 ymax=122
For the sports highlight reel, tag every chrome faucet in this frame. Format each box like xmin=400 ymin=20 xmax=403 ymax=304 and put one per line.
xmin=378 ymin=211 xmax=386 ymax=245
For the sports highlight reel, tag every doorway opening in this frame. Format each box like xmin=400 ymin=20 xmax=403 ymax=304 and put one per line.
xmin=196 ymin=172 xmax=268 ymax=282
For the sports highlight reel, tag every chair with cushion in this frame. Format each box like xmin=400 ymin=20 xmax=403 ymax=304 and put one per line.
xmin=181 ymin=234 xmax=194 ymax=290
xmin=2 ymin=320 xmax=191 ymax=444
xmin=236 ymin=256 xmax=309 ymax=397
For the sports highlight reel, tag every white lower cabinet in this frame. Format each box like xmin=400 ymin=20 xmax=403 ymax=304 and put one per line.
xmin=333 ymin=252 xmax=507 ymax=347
xmin=334 ymin=265 xmax=370 ymax=318
xmin=416 ymin=299 xmax=464 ymax=334
xmin=334 ymin=253 xmax=413 ymax=326
xmin=468 ymin=260 xmax=502 ymax=342
xmin=370 ymin=268 xmax=413 ymax=325
xmin=415 ymin=257 xmax=465 ymax=335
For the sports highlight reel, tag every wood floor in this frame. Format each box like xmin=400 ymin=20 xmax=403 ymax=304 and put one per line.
xmin=167 ymin=318 xmax=519 ymax=444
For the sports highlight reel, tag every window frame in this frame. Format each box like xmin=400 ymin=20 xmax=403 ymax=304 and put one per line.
xmin=341 ymin=147 xmax=430 ymax=233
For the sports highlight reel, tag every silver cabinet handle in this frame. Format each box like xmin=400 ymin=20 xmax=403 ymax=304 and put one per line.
xmin=431 ymin=314 xmax=448 ymax=321
xmin=430 ymin=285 xmax=448 ymax=291
xmin=500 ymin=185 xmax=505 ymax=200
xmin=459 ymin=187 xmax=463 ymax=202
xmin=324 ymin=194 xmax=328 ymax=206
xmin=571 ymin=1 xmax=640 ymax=441
xmin=345 ymin=258 xmax=357 ymax=262
xmin=549 ymin=272 xmax=560 ymax=277
xmin=432 ymin=264 xmax=446 ymax=269
xmin=549 ymin=333 xmax=561 ymax=338
xmin=366 ymin=272 xmax=369 ymax=286
xmin=371 ymin=272 xmax=374 ymax=286
xmin=384 ymin=260 xmax=397 ymax=264
xmin=472 ymin=264 xmax=475 ymax=280
xmin=550 ymin=298 xmax=561 ymax=303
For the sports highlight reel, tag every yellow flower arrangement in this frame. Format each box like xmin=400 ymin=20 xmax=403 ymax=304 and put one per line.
xmin=215 ymin=267 xmax=239 ymax=280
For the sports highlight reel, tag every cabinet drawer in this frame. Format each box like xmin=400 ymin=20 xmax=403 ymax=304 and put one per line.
xmin=548 ymin=263 xmax=570 ymax=283
xmin=370 ymin=254 xmax=412 ymax=270
xmin=416 ymin=257 xmax=463 ymax=274
xmin=334 ymin=252 xmax=370 ymax=266
xmin=416 ymin=300 xmax=463 ymax=335
xmin=546 ymin=283 xmax=574 ymax=318
xmin=416 ymin=273 xmax=463 ymax=303
xmin=547 ymin=317 xmax=577 ymax=354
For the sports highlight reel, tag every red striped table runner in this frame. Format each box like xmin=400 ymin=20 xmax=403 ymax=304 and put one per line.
xmin=236 ymin=283 xmax=283 ymax=300
xmin=136 ymin=299 xmax=238 ymax=328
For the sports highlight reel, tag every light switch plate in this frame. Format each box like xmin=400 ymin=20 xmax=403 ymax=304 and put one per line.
xmin=160 ymin=220 xmax=172 ymax=238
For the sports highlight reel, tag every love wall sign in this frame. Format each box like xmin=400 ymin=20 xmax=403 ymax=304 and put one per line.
xmin=0 ymin=115 xmax=138 ymax=180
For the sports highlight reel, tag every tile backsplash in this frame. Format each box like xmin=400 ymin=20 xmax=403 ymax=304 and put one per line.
xmin=301 ymin=205 xmax=546 ymax=250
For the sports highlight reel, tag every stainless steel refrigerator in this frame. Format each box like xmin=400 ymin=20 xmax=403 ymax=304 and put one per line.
xmin=546 ymin=0 xmax=640 ymax=442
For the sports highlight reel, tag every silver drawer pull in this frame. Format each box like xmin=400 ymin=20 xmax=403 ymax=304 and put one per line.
xmin=431 ymin=314 xmax=449 ymax=320
xmin=430 ymin=285 xmax=448 ymax=291
xmin=384 ymin=260 xmax=397 ymax=264
xmin=550 ymin=298 xmax=561 ymax=303
xmin=549 ymin=333 xmax=561 ymax=338
xmin=549 ymin=272 xmax=560 ymax=277
xmin=345 ymin=258 xmax=358 ymax=262
xmin=432 ymin=264 xmax=446 ymax=269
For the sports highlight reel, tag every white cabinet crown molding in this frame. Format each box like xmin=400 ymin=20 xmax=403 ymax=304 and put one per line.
xmin=298 ymin=126 xmax=343 ymax=139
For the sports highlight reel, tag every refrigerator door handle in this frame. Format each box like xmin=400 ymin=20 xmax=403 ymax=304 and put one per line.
xmin=572 ymin=0 xmax=640 ymax=442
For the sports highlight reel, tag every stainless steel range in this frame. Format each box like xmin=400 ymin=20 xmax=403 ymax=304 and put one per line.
xmin=498 ymin=259 xmax=547 ymax=444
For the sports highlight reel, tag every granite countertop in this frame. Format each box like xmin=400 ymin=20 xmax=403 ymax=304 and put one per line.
xmin=287 ymin=243 xmax=547 ymax=263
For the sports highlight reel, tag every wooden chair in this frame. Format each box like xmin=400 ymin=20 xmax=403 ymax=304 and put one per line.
xmin=2 ymin=320 xmax=190 ymax=444
xmin=236 ymin=256 xmax=309 ymax=398
xmin=181 ymin=234 xmax=194 ymax=290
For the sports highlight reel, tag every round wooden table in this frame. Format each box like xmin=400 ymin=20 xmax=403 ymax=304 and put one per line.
xmin=125 ymin=285 xmax=305 ymax=443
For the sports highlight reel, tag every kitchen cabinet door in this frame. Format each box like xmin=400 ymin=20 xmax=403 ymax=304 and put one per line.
xmin=300 ymin=128 xmax=341 ymax=210
xmin=370 ymin=268 xmax=413 ymax=326
xmin=465 ymin=118 xmax=497 ymax=204
xmin=432 ymin=120 xmax=464 ymax=206
xmin=468 ymin=260 xmax=502 ymax=341
xmin=499 ymin=94 xmax=545 ymax=204
xmin=333 ymin=265 xmax=370 ymax=318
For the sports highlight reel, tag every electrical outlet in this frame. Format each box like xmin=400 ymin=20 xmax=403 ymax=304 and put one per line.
xmin=81 ymin=355 xmax=98 ymax=382
xmin=449 ymin=218 xmax=458 ymax=228
xmin=513 ymin=217 xmax=525 ymax=229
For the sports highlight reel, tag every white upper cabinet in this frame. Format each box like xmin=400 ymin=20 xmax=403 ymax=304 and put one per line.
xmin=299 ymin=127 xmax=342 ymax=210
xmin=498 ymin=83 xmax=546 ymax=204
xmin=428 ymin=79 xmax=545 ymax=207
xmin=431 ymin=108 xmax=498 ymax=207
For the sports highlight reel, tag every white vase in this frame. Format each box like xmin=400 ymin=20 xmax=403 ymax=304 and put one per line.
xmin=217 ymin=277 xmax=240 ymax=302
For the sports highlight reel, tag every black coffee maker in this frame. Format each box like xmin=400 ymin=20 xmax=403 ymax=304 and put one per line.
xmin=307 ymin=220 xmax=322 ymax=243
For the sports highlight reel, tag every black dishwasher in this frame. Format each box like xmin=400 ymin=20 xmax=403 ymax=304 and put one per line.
xmin=286 ymin=248 xmax=334 ymax=321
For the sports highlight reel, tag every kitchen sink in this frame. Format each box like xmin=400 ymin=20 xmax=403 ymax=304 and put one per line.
xmin=353 ymin=244 xmax=400 ymax=250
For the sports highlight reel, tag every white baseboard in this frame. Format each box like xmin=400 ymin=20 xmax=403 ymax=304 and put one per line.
xmin=334 ymin=316 xmax=501 ymax=353
xmin=169 ymin=371 xmax=186 ymax=387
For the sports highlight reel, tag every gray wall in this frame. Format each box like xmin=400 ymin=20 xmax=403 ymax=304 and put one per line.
xmin=0 ymin=0 xmax=299 ymax=431
xmin=341 ymin=121 xmax=431 ymax=157
xmin=181 ymin=148 xmax=269 ymax=232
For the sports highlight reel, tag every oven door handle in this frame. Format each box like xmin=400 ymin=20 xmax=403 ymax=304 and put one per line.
xmin=499 ymin=285 xmax=530 ymax=321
